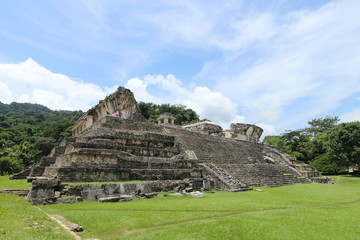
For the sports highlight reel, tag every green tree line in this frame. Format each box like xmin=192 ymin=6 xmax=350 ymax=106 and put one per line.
xmin=138 ymin=102 xmax=199 ymax=125
xmin=0 ymin=102 xmax=83 ymax=175
xmin=263 ymin=116 xmax=360 ymax=174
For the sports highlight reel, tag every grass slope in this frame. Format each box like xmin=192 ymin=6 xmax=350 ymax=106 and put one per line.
xmin=0 ymin=194 xmax=74 ymax=240
xmin=37 ymin=176 xmax=360 ymax=240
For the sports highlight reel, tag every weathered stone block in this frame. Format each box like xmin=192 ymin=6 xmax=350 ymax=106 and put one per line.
xmin=99 ymin=183 xmax=123 ymax=195
xmin=68 ymin=185 xmax=83 ymax=196
xmin=120 ymin=195 xmax=133 ymax=201
xmin=189 ymin=178 xmax=203 ymax=191
xmin=56 ymin=196 xmax=76 ymax=204
xmin=26 ymin=179 xmax=62 ymax=205
xmin=98 ymin=196 xmax=121 ymax=202
xmin=81 ymin=190 xmax=97 ymax=201
xmin=123 ymin=183 xmax=137 ymax=195
xmin=81 ymin=185 xmax=98 ymax=201
xmin=203 ymin=180 xmax=214 ymax=192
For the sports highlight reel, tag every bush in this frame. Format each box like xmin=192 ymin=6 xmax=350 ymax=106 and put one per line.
xmin=0 ymin=157 xmax=12 ymax=176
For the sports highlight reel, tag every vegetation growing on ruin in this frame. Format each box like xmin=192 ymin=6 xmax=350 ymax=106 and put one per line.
xmin=263 ymin=116 xmax=360 ymax=174
xmin=0 ymin=102 xmax=83 ymax=175
xmin=138 ymin=101 xmax=200 ymax=125
xmin=1 ymin=175 xmax=359 ymax=239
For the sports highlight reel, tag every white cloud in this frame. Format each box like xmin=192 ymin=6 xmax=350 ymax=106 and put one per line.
xmin=68 ymin=0 xmax=360 ymax=133
xmin=340 ymin=108 xmax=360 ymax=123
xmin=125 ymin=74 xmax=245 ymax=129
xmin=184 ymin=87 xmax=238 ymax=127
xmin=0 ymin=58 xmax=114 ymax=110
xmin=0 ymin=58 xmax=245 ymax=129
xmin=125 ymin=77 xmax=159 ymax=103
xmin=209 ymin=0 xmax=360 ymax=130
xmin=0 ymin=58 xmax=247 ymax=129
xmin=0 ymin=81 xmax=13 ymax=103
xmin=135 ymin=1 xmax=280 ymax=56
xmin=257 ymin=123 xmax=278 ymax=138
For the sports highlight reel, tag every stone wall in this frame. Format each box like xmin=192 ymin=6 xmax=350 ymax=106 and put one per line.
xmin=26 ymin=178 xmax=215 ymax=205
xmin=26 ymin=179 xmax=153 ymax=205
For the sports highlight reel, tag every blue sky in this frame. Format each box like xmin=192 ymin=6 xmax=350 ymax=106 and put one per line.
xmin=0 ymin=0 xmax=360 ymax=136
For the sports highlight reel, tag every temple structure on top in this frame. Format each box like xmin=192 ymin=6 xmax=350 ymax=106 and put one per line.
xmin=157 ymin=112 xmax=176 ymax=125
xmin=13 ymin=86 xmax=329 ymax=190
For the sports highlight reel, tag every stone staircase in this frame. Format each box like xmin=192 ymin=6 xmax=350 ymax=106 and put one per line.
xmin=211 ymin=163 xmax=310 ymax=187
xmin=26 ymin=138 xmax=72 ymax=180
xmin=0 ymin=189 xmax=30 ymax=196
xmin=191 ymin=142 xmax=311 ymax=188
xmin=254 ymin=164 xmax=310 ymax=187
xmin=294 ymin=163 xmax=322 ymax=178
xmin=199 ymin=162 xmax=252 ymax=191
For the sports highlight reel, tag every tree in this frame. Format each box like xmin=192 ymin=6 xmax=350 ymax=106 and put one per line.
xmin=262 ymin=116 xmax=343 ymax=170
xmin=35 ymin=137 xmax=56 ymax=156
xmin=0 ymin=101 xmax=83 ymax=172
xmin=306 ymin=116 xmax=340 ymax=136
xmin=263 ymin=135 xmax=289 ymax=152
xmin=281 ymin=130 xmax=312 ymax=162
xmin=138 ymin=101 xmax=199 ymax=125
xmin=309 ymin=152 xmax=345 ymax=174
xmin=327 ymin=121 xmax=360 ymax=170
xmin=0 ymin=157 xmax=12 ymax=176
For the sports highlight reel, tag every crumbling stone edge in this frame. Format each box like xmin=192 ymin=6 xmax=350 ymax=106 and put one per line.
xmin=26 ymin=178 xmax=215 ymax=205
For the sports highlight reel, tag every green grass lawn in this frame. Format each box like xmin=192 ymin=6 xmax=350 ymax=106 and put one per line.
xmin=1 ymin=175 xmax=360 ymax=239
xmin=0 ymin=176 xmax=32 ymax=189
xmin=0 ymin=193 xmax=74 ymax=240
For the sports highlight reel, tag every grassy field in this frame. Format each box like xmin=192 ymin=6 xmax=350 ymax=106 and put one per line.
xmin=0 ymin=176 xmax=32 ymax=189
xmin=0 ymin=193 xmax=74 ymax=240
xmin=1 ymin=175 xmax=360 ymax=239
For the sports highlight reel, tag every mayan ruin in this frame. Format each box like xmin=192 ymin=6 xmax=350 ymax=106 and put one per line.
xmin=14 ymin=86 xmax=329 ymax=198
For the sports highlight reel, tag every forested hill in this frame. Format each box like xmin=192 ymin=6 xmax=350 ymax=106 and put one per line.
xmin=0 ymin=102 xmax=83 ymax=175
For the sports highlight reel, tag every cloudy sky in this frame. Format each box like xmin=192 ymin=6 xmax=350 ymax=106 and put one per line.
xmin=1 ymin=0 xmax=360 ymax=136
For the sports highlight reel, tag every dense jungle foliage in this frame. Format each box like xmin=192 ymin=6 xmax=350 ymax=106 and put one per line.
xmin=263 ymin=116 xmax=360 ymax=174
xmin=0 ymin=102 xmax=83 ymax=175
xmin=138 ymin=102 xmax=199 ymax=125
